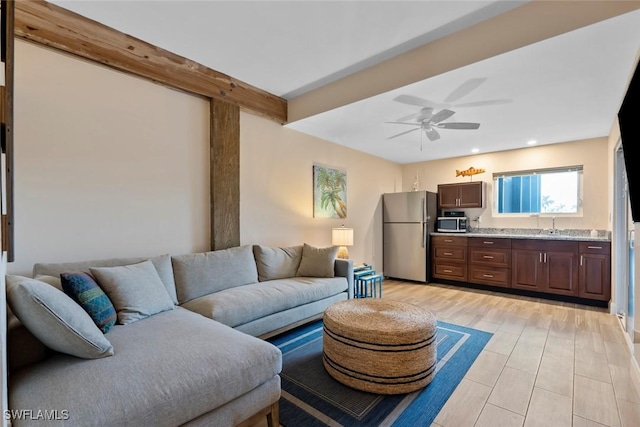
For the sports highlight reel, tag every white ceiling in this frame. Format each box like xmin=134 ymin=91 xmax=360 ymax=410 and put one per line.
xmin=53 ymin=1 xmax=640 ymax=164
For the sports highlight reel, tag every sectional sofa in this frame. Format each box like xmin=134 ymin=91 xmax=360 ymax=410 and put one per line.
xmin=5 ymin=244 xmax=354 ymax=426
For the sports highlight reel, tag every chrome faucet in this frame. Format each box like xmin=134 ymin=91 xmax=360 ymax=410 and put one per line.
xmin=552 ymin=216 xmax=556 ymax=233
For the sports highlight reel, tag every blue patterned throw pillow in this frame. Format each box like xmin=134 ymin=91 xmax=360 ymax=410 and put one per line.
xmin=61 ymin=272 xmax=117 ymax=334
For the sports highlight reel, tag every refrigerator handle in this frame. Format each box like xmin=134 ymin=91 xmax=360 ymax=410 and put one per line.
xmin=421 ymin=197 xmax=427 ymax=248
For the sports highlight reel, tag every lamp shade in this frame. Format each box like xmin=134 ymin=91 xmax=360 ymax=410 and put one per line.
xmin=332 ymin=227 xmax=354 ymax=246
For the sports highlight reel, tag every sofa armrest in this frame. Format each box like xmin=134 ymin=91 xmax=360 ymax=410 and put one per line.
xmin=334 ymin=259 xmax=354 ymax=299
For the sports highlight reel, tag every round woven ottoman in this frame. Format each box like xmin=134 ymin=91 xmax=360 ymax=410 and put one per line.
xmin=322 ymin=299 xmax=437 ymax=395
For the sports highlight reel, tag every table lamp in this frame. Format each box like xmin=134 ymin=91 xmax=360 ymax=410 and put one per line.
xmin=332 ymin=226 xmax=354 ymax=259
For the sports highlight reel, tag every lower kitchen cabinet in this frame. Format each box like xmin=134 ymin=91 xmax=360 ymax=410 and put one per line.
xmin=432 ymin=235 xmax=468 ymax=281
xmin=578 ymin=242 xmax=611 ymax=301
xmin=468 ymin=237 xmax=511 ymax=287
xmin=511 ymin=240 xmax=579 ymax=297
xmin=432 ymin=235 xmax=611 ymax=304
xmin=511 ymin=249 xmax=541 ymax=291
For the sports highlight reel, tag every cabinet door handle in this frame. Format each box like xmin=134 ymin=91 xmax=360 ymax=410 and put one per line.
xmin=444 ymin=239 xmax=453 ymax=243
xmin=444 ymin=252 xmax=453 ymax=256
xmin=539 ymin=253 xmax=542 ymax=263
xmin=482 ymin=274 xmax=494 ymax=278
xmin=544 ymin=253 xmax=547 ymax=263
xmin=580 ymin=255 xmax=583 ymax=266
xmin=443 ymin=269 xmax=453 ymax=273
xmin=483 ymin=256 xmax=494 ymax=259
xmin=483 ymin=241 xmax=494 ymax=245
xmin=587 ymin=246 xmax=602 ymax=249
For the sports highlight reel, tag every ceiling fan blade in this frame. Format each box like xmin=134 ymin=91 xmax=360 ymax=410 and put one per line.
xmin=388 ymin=127 xmax=420 ymax=140
xmin=444 ymin=78 xmax=486 ymax=103
xmin=385 ymin=121 xmax=422 ymax=126
xmin=437 ymin=122 xmax=480 ymax=130
xmin=454 ymin=99 xmax=512 ymax=108
xmin=393 ymin=94 xmax=438 ymax=108
xmin=424 ymin=128 xmax=440 ymax=141
xmin=395 ymin=112 xmax=420 ymax=122
xmin=429 ymin=109 xmax=456 ymax=124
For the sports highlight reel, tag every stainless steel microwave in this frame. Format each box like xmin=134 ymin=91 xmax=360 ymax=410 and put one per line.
xmin=437 ymin=216 xmax=468 ymax=233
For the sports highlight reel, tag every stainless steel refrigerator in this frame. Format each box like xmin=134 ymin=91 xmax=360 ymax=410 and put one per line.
xmin=383 ymin=191 xmax=437 ymax=282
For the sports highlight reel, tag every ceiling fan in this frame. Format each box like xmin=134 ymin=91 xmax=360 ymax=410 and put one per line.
xmin=386 ymin=108 xmax=479 ymax=141
xmin=386 ymin=77 xmax=511 ymax=141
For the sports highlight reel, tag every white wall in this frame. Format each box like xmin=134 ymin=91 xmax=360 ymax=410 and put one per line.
xmin=10 ymin=41 xmax=211 ymax=275
xmin=11 ymin=40 xmax=403 ymax=276
xmin=402 ymin=137 xmax=610 ymax=231
xmin=240 ymin=112 xmax=403 ymax=267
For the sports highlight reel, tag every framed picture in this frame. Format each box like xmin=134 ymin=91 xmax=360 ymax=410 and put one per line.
xmin=313 ymin=165 xmax=347 ymax=219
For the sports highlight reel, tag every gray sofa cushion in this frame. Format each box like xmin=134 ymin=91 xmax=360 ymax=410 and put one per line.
xmin=253 ymin=245 xmax=302 ymax=281
xmin=33 ymin=254 xmax=179 ymax=305
xmin=296 ymin=243 xmax=338 ymax=277
xmin=90 ymin=261 xmax=175 ymax=324
xmin=172 ymin=246 xmax=259 ymax=304
xmin=181 ymin=277 xmax=348 ymax=328
xmin=9 ymin=308 xmax=281 ymax=427
xmin=182 ymin=376 xmax=280 ymax=427
xmin=6 ymin=276 xmax=114 ymax=359
xmin=237 ymin=293 xmax=348 ymax=338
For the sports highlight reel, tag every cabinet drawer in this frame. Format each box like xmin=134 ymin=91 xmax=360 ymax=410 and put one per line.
xmin=469 ymin=237 xmax=511 ymax=249
xmin=434 ymin=246 xmax=467 ymax=262
xmin=433 ymin=263 xmax=467 ymax=281
xmin=579 ymin=241 xmax=611 ymax=254
xmin=432 ymin=235 xmax=468 ymax=246
xmin=469 ymin=266 xmax=511 ymax=288
xmin=512 ymin=239 xmax=578 ymax=253
xmin=469 ymin=247 xmax=511 ymax=267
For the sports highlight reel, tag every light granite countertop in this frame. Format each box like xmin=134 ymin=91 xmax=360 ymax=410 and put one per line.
xmin=431 ymin=227 xmax=611 ymax=242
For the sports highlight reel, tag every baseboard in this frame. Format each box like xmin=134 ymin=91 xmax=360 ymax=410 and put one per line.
xmin=615 ymin=316 xmax=640 ymax=395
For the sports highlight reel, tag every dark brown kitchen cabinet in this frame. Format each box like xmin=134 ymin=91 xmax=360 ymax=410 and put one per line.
xmin=431 ymin=234 xmax=610 ymax=304
xmin=437 ymin=181 xmax=484 ymax=208
xmin=432 ymin=235 xmax=468 ymax=281
xmin=468 ymin=237 xmax=511 ymax=288
xmin=511 ymin=240 xmax=579 ymax=297
xmin=578 ymin=242 xmax=611 ymax=301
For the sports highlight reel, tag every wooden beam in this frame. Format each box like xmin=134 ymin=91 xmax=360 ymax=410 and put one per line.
xmin=2 ymin=0 xmax=15 ymax=262
xmin=210 ymin=99 xmax=240 ymax=251
xmin=15 ymin=0 xmax=287 ymax=124
xmin=289 ymin=0 xmax=640 ymax=121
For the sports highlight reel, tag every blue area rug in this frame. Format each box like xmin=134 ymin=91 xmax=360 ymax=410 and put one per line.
xmin=268 ymin=319 xmax=492 ymax=427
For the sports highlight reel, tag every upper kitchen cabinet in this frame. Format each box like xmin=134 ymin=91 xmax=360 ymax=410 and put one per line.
xmin=438 ymin=181 xmax=485 ymax=208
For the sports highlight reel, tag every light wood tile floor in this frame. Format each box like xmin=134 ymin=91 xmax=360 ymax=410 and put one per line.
xmin=382 ymin=280 xmax=640 ymax=427
xmin=254 ymin=280 xmax=640 ymax=427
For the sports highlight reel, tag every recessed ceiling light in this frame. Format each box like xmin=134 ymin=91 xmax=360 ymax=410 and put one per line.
xmin=527 ymin=140 xmax=537 ymax=145
xmin=471 ymin=148 xmax=480 ymax=153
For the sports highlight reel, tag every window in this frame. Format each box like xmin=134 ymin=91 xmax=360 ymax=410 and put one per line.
xmin=494 ymin=166 xmax=583 ymax=214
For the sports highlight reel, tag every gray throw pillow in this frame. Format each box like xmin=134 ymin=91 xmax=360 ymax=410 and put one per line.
xmin=296 ymin=243 xmax=338 ymax=278
xmin=90 ymin=260 xmax=175 ymax=324
xmin=6 ymin=275 xmax=114 ymax=359
xmin=34 ymin=274 xmax=62 ymax=290
xmin=253 ymin=245 xmax=303 ymax=281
